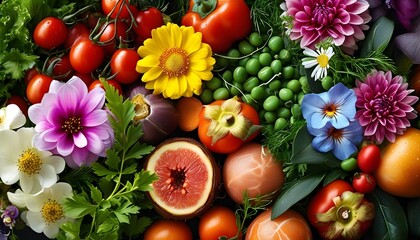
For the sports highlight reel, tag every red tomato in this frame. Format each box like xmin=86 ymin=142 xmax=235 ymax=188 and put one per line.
xmin=110 ymin=48 xmax=141 ymax=84
xmin=352 ymin=173 xmax=376 ymax=194
xmin=99 ymin=21 xmax=129 ymax=54
xmin=70 ymin=38 xmax=105 ymax=74
xmin=89 ymin=79 xmax=123 ymax=95
xmin=24 ymin=67 xmax=40 ymax=86
xmin=26 ymin=74 xmax=54 ymax=104
xmin=307 ymin=179 xmax=374 ymax=240
xmin=133 ymin=7 xmax=163 ymax=43
xmin=199 ymin=206 xmax=241 ymax=240
xmin=63 ymin=22 xmax=90 ymax=49
xmin=198 ymin=99 xmax=260 ymax=154
xmin=357 ymin=144 xmax=381 ymax=173
xmin=75 ymin=72 xmax=95 ymax=87
xmin=101 ymin=0 xmax=132 ymax=19
xmin=143 ymin=220 xmax=193 ymax=240
xmin=46 ymin=54 xmax=74 ymax=81
xmin=33 ymin=17 xmax=69 ymax=50
xmin=6 ymin=95 xmax=29 ymax=117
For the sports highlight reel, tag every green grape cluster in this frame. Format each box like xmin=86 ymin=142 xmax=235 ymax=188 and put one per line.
xmin=203 ymin=32 xmax=309 ymax=131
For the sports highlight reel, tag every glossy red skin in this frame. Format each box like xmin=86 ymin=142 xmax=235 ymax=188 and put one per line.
xmin=24 ymin=67 xmax=40 ymax=86
xmin=6 ymin=95 xmax=29 ymax=116
xmin=181 ymin=0 xmax=252 ymax=53
xmin=352 ymin=173 xmax=376 ymax=194
xmin=63 ymin=22 xmax=90 ymax=49
xmin=75 ymin=72 xmax=95 ymax=87
xmin=47 ymin=54 xmax=74 ymax=81
xmin=144 ymin=220 xmax=193 ymax=240
xmin=26 ymin=74 xmax=53 ymax=104
xmin=110 ymin=48 xmax=141 ymax=85
xmin=33 ymin=17 xmax=69 ymax=50
xmin=199 ymin=206 xmax=241 ymax=240
xmin=89 ymin=79 xmax=123 ymax=95
xmin=307 ymin=179 xmax=372 ymax=240
xmin=133 ymin=7 xmax=163 ymax=43
xmin=102 ymin=0 xmax=132 ymax=19
xmin=70 ymin=38 xmax=105 ymax=74
xmin=357 ymin=144 xmax=381 ymax=173
xmin=198 ymin=100 xmax=260 ymax=154
xmin=99 ymin=21 xmax=129 ymax=55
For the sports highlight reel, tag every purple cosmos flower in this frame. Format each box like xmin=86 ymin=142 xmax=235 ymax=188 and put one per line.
xmin=354 ymin=70 xmax=419 ymax=143
xmin=28 ymin=76 xmax=114 ymax=168
xmin=286 ymin=0 xmax=372 ymax=54
xmin=307 ymin=120 xmax=364 ymax=160
xmin=302 ymin=83 xmax=357 ymax=129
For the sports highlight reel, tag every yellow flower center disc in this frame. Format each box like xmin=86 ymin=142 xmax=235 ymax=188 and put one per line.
xmin=160 ymin=48 xmax=190 ymax=77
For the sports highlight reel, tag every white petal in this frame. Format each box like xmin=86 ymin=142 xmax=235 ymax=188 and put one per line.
xmin=20 ymin=174 xmax=36 ymax=193
xmin=7 ymin=189 xmax=28 ymax=208
xmin=39 ymin=164 xmax=59 ymax=189
xmin=24 ymin=211 xmax=46 ymax=233
xmin=44 ymin=222 xmax=60 ymax=239
xmin=43 ymin=155 xmax=66 ymax=174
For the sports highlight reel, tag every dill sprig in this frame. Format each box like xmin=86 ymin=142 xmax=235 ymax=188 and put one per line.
xmin=249 ymin=0 xmax=284 ymax=35
xmin=330 ymin=45 xmax=396 ymax=86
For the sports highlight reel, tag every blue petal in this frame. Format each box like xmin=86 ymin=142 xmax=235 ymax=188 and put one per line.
xmin=312 ymin=135 xmax=334 ymax=153
xmin=333 ymin=137 xmax=358 ymax=160
xmin=301 ymin=94 xmax=326 ymax=119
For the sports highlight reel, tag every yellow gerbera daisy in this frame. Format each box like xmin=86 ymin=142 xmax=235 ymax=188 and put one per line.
xmin=136 ymin=22 xmax=216 ymax=99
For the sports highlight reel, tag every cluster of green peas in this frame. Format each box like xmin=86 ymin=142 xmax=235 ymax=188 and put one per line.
xmin=202 ymin=31 xmax=309 ymax=131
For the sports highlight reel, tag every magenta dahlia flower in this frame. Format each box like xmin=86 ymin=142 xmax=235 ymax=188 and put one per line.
xmin=28 ymin=76 xmax=114 ymax=168
xmin=355 ymin=71 xmax=419 ymax=144
xmin=286 ymin=0 xmax=372 ymax=53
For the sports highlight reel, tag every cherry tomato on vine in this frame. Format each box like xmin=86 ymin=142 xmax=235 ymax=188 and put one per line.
xmin=357 ymin=144 xmax=381 ymax=173
xmin=110 ymin=48 xmax=141 ymax=84
xmin=89 ymin=79 xmax=123 ymax=95
xmin=26 ymin=74 xmax=53 ymax=104
xmin=33 ymin=17 xmax=69 ymax=50
xmin=352 ymin=172 xmax=376 ymax=194
xmin=101 ymin=0 xmax=133 ymax=19
xmin=133 ymin=7 xmax=163 ymax=43
xmin=46 ymin=54 xmax=74 ymax=81
xmin=70 ymin=38 xmax=105 ymax=74
xmin=143 ymin=220 xmax=193 ymax=240
xmin=24 ymin=67 xmax=40 ymax=86
xmin=99 ymin=21 xmax=129 ymax=54
xmin=63 ymin=22 xmax=90 ymax=49
xmin=199 ymin=205 xmax=241 ymax=240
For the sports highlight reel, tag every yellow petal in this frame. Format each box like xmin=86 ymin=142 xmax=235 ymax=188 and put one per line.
xmin=170 ymin=23 xmax=182 ymax=48
xmin=182 ymin=32 xmax=202 ymax=55
xmin=186 ymin=72 xmax=202 ymax=92
xmin=153 ymin=75 xmax=168 ymax=93
xmin=178 ymin=75 xmax=188 ymax=96
xmin=142 ymin=67 xmax=163 ymax=82
xmin=137 ymin=55 xmax=159 ymax=68
xmin=221 ymin=98 xmax=242 ymax=114
xmin=139 ymin=40 xmax=164 ymax=57
xmin=191 ymin=69 xmax=214 ymax=81
xmin=153 ymin=23 xmax=172 ymax=49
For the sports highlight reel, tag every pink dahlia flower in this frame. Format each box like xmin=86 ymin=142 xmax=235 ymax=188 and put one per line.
xmin=28 ymin=76 xmax=114 ymax=168
xmin=286 ymin=0 xmax=372 ymax=53
xmin=354 ymin=71 xmax=419 ymax=144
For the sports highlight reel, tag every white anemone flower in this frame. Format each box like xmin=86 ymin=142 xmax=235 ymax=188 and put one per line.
xmin=0 ymin=104 xmax=26 ymax=131
xmin=7 ymin=188 xmax=34 ymax=208
xmin=21 ymin=183 xmax=73 ymax=239
xmin=0 ymin=128 xmax=66 ymax=193
xmin=302 ymin=47 xmax=335 ymax=81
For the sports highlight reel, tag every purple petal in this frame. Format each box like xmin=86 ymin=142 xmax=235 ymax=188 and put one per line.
xmin=82 ymin=110 xmax=108 ymax=127
xmin=56 ymin=136 xmax=74 ymax=156
xmin=80 ymin=87 xmax=105 ymax=114
xmin=85 ymin=131 xmax=105 ymax=155
xmin=395 ymin=32 xmax=420 ymax=64
xmin=57 ymin=84 xmax=79 ymax=116
xmin=48 ymin=80 xmax=65 ymax=94
xmin=73 ymin=132 xmax=88 ymax=148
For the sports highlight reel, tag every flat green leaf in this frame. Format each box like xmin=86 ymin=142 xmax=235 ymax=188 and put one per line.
xmin=63 ymin=195 xmax=97 ymax=219
xmin=406 ymin=198 xmax=420 ymax=238
xmin=367 ymin=188 xmax=408 ymax=240
xmin=291 ymin=125 xmax=337 ymax=164
xmin=91 ymin=186 xmax=103 ymax=204
xmin=360 ymin=16 xmax=394 ymax=57
xmin=134 ymin=170 xmax=158 ymax=192
xmin=322 ymin=167 xmax=348 ymax=186
xmin=271 ymin=171 xmax=326 ymax=219
xmin=91 ymin=162 xmax=118 ymax=178
xmin=122 ymin=216 xmax=153 ymax=237
xmin=125 ymin=142 xmax=154 ymax=160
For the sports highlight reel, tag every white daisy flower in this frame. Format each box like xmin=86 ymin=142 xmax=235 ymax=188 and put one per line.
xmin=0 ymin=128 xmax=66 ymax=193
xmin=302 ymin=47 xmax=335 ymax=81
xmin=0 ymin=104 xmax=26 ymax=131
xmin=20 ymin=183 xmax=73 ymax=239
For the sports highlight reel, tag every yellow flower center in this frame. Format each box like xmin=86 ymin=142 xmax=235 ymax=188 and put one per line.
xmin=317 ymin=54 xmax=329 ymax=68
xmin=17 ymin=147 xmax=42 ymax=176
xmin=323 ymin=104 xmax=337 ymax=118
xmin=62 ymin=116 xmax=82 ymax=134
xmin=159 ymin=47 xmax=190 ymax=77
xmin=42 ymin=199 xmax=64 ymax=224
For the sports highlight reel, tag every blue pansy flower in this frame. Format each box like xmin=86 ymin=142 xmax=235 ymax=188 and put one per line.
xmin=302 ymin=83 xmax=357 ymax=129
xmin=307 ymin=120 xmax=364 ymax=160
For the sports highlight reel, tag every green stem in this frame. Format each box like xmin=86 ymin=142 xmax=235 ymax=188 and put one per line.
xmin=192 ymin=0 xmax=217 ymax=19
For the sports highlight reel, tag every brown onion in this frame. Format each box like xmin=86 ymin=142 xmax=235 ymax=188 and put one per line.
xmin=127 ymin=85 xmax=179 ymax=144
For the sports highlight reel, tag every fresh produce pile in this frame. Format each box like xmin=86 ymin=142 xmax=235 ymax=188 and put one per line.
xmin=1 ymin=0 xmax=420 ymax=240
